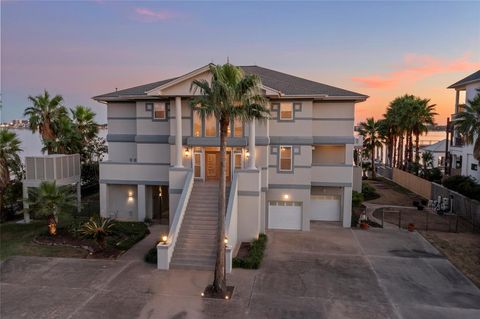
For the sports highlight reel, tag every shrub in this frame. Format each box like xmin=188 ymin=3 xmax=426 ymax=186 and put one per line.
xmin=80 ymin=217 xmax=114 ymax=250
xmin=352 ymin=191 xmax=364 ymax=207
xmin=108 ymin=221 xmax=150 ymax=251
xmin=144 ymin=246 xmax=158 ymax=264
xmin=442 ymin=175 xmax=480 ymax=199
xmin=233 ymin=234 xmax=267 ymax=269
xmin=361 ymin=182 xmax=380 ymax=201
xmin=351 ymin=212 xmax=360 ymax=227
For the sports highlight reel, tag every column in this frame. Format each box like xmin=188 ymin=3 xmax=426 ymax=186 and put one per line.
xmin=248 ymin=119 xmax=256 ymax=169
xmin=137 ymin=184 xmax=146 ymax=222
xmin=76 ymin=182 xmax=81 ymax=213
xmin=175 ymin=96 xmax=183 ymax=167
xmin=100 ymin=183 xmax=108 ymax=218
xmin=22 ymin=184 xmax=30 ymax=223
xmin=342 ymin=186 xmax=353 ymax=228
xmin=455 ymin=90 xmax=460 ymax=113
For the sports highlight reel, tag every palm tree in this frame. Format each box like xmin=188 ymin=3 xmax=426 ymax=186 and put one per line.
xmin=0 ymin=130 xmax=22 ymax=212
xmin=26 ymin=181 xmax=76 ymax=230
xmin=71 ymin=106 xmax=98 ymax=140
xmin=411 ymin=98 xmax=436 ymax=164
xmin=190 ymin=64 xmax=269 ymax=296
xmin=359 ymin=117 xmax=382 ymax=179
xmin=453 ymin=90 xmax=480 ymax=161
xmin=24 ymin=90 xmax=67 ymax=154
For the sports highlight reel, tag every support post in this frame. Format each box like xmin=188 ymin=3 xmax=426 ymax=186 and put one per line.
xmin=22 ymin=184 xmax=30 ymax=223
xmin=248 ymin=119 xmax=256 ymax=169
xmin=175 ymin=96 xmax=183 ymax=168
xmin=138 ymin=184 xmax=146 ymax=222
xmin=100 ymin=183 xmax=108 ymax=218
xmin=76 ymin=182 xmax=81 ymax=213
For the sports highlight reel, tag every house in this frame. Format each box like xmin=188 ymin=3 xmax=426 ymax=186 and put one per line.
xmin=448 ymin=70 xmax=480 ymax=181
xmin=420 ymin=139 xmax=446 ymax=169
xmin=93 ymin=64 xmax=367 ymax=270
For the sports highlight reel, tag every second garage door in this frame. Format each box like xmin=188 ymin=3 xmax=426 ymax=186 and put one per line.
xmin=268 ymin=201 xmax=302 ymax=230
xmin=309 ymin=195 xmax=341 ymax=221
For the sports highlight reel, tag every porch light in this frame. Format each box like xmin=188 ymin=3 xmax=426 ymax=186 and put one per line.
xmin=160 ymin=235 xmax=168 ymax=244
xmin=283 ymin=194 xmax=290 ymax=200
xmin=158 ymin=186 xmax=162 ymax=197
xmin=184 ymin=147 xmax=191 ymax=157
xmin=128 ymin=191 xmax=134 ymax=202
xmin=245 ymin=150 xmax=250 ymax=158
xmin=224 ymin=237 xmax=228 ymax=245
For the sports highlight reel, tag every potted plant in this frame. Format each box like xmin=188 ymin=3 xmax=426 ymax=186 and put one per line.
xmin=359 ymin=212 xmax=369 ymax=230
xmin=407 ymin=223 xmax=415 ymax=232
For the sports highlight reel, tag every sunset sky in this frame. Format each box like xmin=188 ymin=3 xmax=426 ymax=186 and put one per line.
xmin=2 ymin=1 xmax=480 ymax=125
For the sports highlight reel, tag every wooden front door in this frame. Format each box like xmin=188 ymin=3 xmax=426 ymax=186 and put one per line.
xmin=205 ymin=151 xmax=231 ymax=181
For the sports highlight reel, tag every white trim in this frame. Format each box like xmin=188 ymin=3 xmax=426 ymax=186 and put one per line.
xmin=146 ymin=64 xmax=212 ymax=95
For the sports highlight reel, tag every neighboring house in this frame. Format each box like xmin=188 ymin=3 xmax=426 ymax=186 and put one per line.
xmin=448 ymin=70 xmax=480 ymax=181
xmin=420 ymin=139 xmax=446 ymax=169
xmin=93 ymin=64 xmax=367 ymax=269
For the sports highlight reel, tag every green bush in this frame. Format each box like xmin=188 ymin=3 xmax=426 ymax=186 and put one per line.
xmin=144 ymin=246 xmax=157 ymax=264
xmin=108 ymin=221 xmax=150 ymax=251
xmin=361 ymin=182 xmax=380 ymax=201
xmin=442 ymin=175 xmax=480 ymax=199
xmin=351 ymin=212 xmax=360 ymax=227
xmin=352 ymin=191 xmax=364 ymax=207
xmin=233 ymin=234 xmax=267 ymax=269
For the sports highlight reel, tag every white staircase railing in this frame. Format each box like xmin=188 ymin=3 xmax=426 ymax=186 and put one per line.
xmin=157 ymin=171 xmax=194 ymax=270
xmin=225 ymin=173 xmax=239 ymax=273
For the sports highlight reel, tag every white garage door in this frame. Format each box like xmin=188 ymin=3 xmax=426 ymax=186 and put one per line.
xmin=268 ymin=201 xmax=302 ymax=230
xmin=309 ymin=195 xmax=340 ymax=221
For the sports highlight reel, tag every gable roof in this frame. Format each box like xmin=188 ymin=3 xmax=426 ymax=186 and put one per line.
xmin=448 ymin=70 xmax=480 ymax=89
xmin=93 ymin=64 xmax=367 ymax=101
xmin=421 ymin=139 xmax=446 ymax=153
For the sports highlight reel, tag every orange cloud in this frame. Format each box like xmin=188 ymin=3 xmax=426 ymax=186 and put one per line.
xmin=133 ymin=8 xmax=179 ymax=22
xmin=352 ymin=53 xmax=480 ymax=89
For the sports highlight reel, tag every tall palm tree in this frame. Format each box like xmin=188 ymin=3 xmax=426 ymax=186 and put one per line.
xmin=24 ymin=90 xmax=67 ymax=154
xmin=453 ymin=91 xmax=480 ymax=161
xmin=71 ymin=106 xmax=98 ymax=140
xmin=411 ymin=98 xmax=437 ymax=164
xmin=359 ymin=117 xmax=382 ymax=179
xmin=0 ymin=130 xmax=22 ymax=212
xmin=190 ymin=64 xmax=269 ymax=296
xmin=27 ymin=181 xmax=76 ymax=229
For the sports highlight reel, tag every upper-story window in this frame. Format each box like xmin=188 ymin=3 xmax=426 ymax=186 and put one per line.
xmin=193 ymin=111 xmax=202 ymax=137
xmin=233 ymin=120 xmax=243 ymax=137
xmin=205 ymin=115 xmax=217 ymax=137
xmin=153 ymin=102 xmax=166 ymax=120
xmin=279 ymin=102 xmax=293 ymax=120
xmin=279 ymin=146 xmax=293 ymax=171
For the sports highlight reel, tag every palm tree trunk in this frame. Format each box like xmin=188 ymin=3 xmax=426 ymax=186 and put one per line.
xmin=41 ymin=121 xmax=56 ymax=154
xmin=371 ymin=140 xmax=376 ymax=179
xmin=392 ymin=136 xmax=397 ymax=168
xmin=415 ymin=133 xmax=420 ymax=164
xmin=212 ymin=118 xmax=228 ymax=294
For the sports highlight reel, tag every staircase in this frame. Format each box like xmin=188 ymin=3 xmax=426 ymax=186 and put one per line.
xmin=170 ymin=182 xmax=219 ymax=270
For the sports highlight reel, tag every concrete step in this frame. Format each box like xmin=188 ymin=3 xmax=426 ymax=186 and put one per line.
xmin=181 ymin=221 xmax=218 ymax=228
xmin=176 ymin=238 xmax=217 ymax=246
xmin=171 ymin=254 xmax=216 ymax=264
xmin=173 ymin=251 xmax=216 ymax=259
xmin=170 ymin=261 xmax=215 ymax=271
xmin=181 ymin=225 xmax=218 ymax=232
xmin=174 ymin=247 xmax=217 ymax=255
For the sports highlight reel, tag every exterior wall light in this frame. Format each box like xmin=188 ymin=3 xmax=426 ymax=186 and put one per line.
xmin=283 ymin=194 xmax=290 ymax=200
xmin=128 ymin=191 xmax=134 ymax=202
xmin=224 ymin=237 xmax=228 ymax=245
xmin=245 ymin=150 xmax=250 ymax=158
xmin=184 ymin=147 xmax=191 ymax=157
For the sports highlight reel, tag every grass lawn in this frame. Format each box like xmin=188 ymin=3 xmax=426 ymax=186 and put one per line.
xmin=0 ymin=221 xmax=86 ymax=261
xmin=0 ymin=219 xmax=150 ymax=261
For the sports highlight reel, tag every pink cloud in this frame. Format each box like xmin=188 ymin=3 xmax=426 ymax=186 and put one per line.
xmin=133 ymin=7 xmax=178 ymax=22
xmin=352 ymin=53 xmax=480 ymax=89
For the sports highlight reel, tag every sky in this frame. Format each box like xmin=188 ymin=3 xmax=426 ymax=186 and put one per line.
xmin=1 ymin=0 xmax=480 ymax=125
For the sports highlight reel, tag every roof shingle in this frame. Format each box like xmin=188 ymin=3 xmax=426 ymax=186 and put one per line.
xmin=448 ymin=70 xmax=480 ymax=89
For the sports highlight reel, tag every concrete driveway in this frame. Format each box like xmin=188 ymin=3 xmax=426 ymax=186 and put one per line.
xmin=2 ymin=223 xmax=480 ymax=318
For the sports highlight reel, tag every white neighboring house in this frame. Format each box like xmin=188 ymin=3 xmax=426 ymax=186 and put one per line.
xmin=420 ymin=139 xmax=446 ymax=169
xmin=93 ymin=64 xmax=367 ymax=270
xmin=448 ymin=70 xmax=480 ymax=181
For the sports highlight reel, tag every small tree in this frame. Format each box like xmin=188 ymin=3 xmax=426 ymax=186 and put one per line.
xmin=26 ymin=181 xmax=76 ymax=233
xmin=80 ymin=217 xmax=114 ymax=251
xmin=453 ymin=90 xmax=480 ymax=161
xmin=0 ymin=130 xmax=22 ymax=216
xmin=358 ymin=118 xmax=382 ymax=179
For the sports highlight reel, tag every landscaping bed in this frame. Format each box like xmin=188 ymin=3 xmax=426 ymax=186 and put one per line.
xmin=233 ymin=234 xmax=267 ymax=269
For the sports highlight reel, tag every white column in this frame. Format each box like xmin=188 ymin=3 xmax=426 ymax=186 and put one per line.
xmin=175 ymin=96 xmax=183 ymax=167
xmin=137 ymin=184 xmax=146 ymax=222
xmin=342 ymin=186 xmax=353 ymax=228
xmin=100 ymin=183 xmax=108 ymax=218
xmin=22 ymin=184 xmax=30 ymax=223
xmin=455 ymin=90 xmax=460 ymax=113
xmin=248 ymin=119 xmax=256 ymax=169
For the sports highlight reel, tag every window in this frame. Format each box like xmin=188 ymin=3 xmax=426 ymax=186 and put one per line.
xmin=233 ymin=120 xmax=243 ymax=137
xmin=234 ymin=152 xmax=242 ymax=170
xmin=279 ymin=146 xmax=293 ymax=171
xmin=153 ymin=103 xmax=166 ymax=120
xmin=194 ymin=152 xmax=202 ymax=177
xmin=205 ymin=116 xmax=216 ymax=137
xmin=472 ymin=163 xmax=478 ymax=171
xmin=279 ymin=102 xmax=293 ymax=120
xmin=193 ymin=111 xmax=202 ymax=137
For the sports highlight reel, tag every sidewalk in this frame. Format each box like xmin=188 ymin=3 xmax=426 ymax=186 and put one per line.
xmin=120 ymin=224 xmax=168 ymax=261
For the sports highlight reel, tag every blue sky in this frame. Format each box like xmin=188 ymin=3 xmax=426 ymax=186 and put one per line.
xmin=2 ymin=0 xmax=480 ymax=124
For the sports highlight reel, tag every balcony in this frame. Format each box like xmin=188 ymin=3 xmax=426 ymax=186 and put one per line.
xmin=311 ymin=164 xmax=353 ymax=185
xmin=100 ymin=161 xmax=170 ymax=183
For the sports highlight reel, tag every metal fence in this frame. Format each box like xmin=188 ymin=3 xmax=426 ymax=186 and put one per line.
xmin=376 ymin=165 xmax=393 ymax=179
xmin=377 ymin=207 xmax=478 ymax=233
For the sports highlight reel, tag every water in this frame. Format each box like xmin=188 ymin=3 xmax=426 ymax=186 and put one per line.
xmin=7 ymin=128 xmax=108 ymax=160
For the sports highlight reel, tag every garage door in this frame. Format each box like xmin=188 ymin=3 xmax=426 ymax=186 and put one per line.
xmin=268 ymin=201 xmax=302 ymax=230
xmin=309 ymin=195 xmax=340 ymax=221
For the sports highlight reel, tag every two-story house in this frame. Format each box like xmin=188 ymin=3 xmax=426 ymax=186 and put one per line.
xmin=448 ymin=70 xmax=480 ymax=181
xmin=94 ymin=64 xmax=367 ymax=270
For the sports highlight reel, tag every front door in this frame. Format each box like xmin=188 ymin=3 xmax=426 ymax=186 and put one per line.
xmin=205 ymin=151 xmax=231 ymax=181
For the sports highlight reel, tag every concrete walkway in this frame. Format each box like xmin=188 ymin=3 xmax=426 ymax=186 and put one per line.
xmin=120 ymin=224 xmax=168 ymax=261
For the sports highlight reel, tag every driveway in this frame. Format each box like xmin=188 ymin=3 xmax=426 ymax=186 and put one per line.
xmin=2 ymin=223 xmax=480 ymax=318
